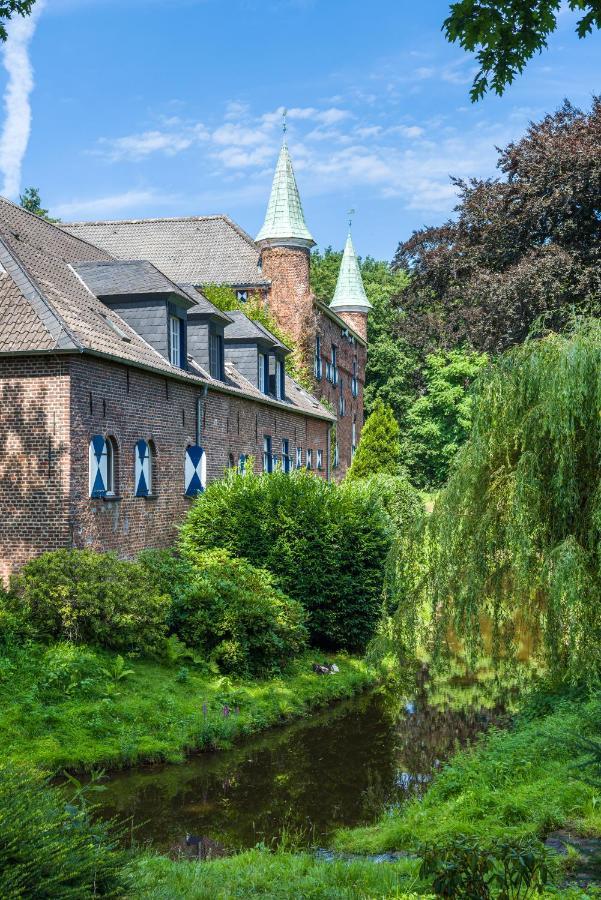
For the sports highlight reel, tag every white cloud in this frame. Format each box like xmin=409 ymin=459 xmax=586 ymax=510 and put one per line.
xmin=97 ymin=123 xmax=209 ymax=162
xmin=54 ymin=189 xmax=175 ymax=220
xmin=0 ymin=2 xmax=45 ymax=199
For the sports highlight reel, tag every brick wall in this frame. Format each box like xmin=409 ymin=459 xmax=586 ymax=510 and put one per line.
xmin=313 ymin=311 xmax=367 ymax=480
xmin=68 ymin=355 xmax=330 ymax=558
xmin=260 ymin=246 xmax=315 ymax=348
xmin=0 ymin=356 xmax=71 ymax=584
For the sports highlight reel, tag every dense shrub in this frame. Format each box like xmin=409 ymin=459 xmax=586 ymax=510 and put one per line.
xmin=347 ymin=398 xmax=402 ymax=480
xmin=0 ymin=763 xmax=128 ymax=898
xmin=168 ymin=549 xmax=307 ymax=677
xmin=3 ymin=550 xmax=170 ymax=655
xmin=180 ymin=469 xmax=394 ymax=651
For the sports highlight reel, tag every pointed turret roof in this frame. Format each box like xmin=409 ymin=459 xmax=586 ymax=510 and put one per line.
xmin=256 ymin=141 xmax=315 ymax=247
xmin=330 ymin=231 xmax=372 ymax=313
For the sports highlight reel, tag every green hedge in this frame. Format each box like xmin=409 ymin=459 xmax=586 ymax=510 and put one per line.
xmin=141 ymin=548 xmax=308 ymax=677
xmin=180 ymin=469 xmax=395 ymax=651
xmin=3 ymin=550 xmax=169 ymax=656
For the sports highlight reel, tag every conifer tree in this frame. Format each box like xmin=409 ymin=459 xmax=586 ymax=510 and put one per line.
xmin=347 ymin=399 xmax=401 ymax=480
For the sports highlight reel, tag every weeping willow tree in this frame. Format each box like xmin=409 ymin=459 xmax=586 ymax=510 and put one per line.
xmin=397 ymin=320 xmax=601 ymax=683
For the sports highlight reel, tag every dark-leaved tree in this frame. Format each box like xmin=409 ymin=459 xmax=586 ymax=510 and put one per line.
xmin=394 ymin=98 xmax=601 ymax=357
xmin=0 ymin=1 xmax=36 ymax=42
xmin=444 ymin=0 xmax=601 ymax=100
xmin=19 ymin=187 xmax=60 ymax=223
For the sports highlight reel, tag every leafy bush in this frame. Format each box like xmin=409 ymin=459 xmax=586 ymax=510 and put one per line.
xmin=3 ymin=550 xmax=170 ymax=655
xmin=169 ymin=549 xmax=307 ymax=677
xmin=0 ymin=763 xmax=128 ymax=897
xmin=419 ymin=835 xmax=550 ymax=899
xmin=180 ymin=469 xmax=394 ymax=651
xmin=347 ymin=398 xmax=402 ymax=480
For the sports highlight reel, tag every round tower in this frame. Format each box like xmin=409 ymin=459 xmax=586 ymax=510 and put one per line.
xmin=329 ymin=229 xmax=372 ymax=342
xmin=255 ymin=135 xmax=315 ymax=345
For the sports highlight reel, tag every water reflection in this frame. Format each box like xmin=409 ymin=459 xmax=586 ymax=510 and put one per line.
xmin=93 ymin=660 xmax=518 ymax=852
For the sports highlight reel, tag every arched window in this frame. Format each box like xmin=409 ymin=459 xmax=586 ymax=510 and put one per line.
xmin=135 ymin=439 xmax=155 ymax=497
xmin=238 ymin=454 xmax=247 ymax=474
xmin=185 ymin=445 xmax=206 ymax=497
xmin=89 ymin=435 xmax=115 ymax=498
xmin=228 ymin=452 xmax=236 ymax=469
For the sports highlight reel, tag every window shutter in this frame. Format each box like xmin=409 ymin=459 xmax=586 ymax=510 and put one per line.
xmin=185 ymin=445 xmax=206 ymax=496
xmin=89 ymin=435 xmax=108 ymax=498
xmin=135 ymin=440 xmax=151 ymax=497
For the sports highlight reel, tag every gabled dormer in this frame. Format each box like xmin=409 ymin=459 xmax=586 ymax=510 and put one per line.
xmin=223 ymin=310 xmax=289 ymax=400
xmin=73 ymin=259 xmax=194 ymax=369
xmin=178 ymin=284 xmax=232 ymax=381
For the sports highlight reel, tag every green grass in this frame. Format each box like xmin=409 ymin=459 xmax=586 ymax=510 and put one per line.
xmin=0 ymin=643 xmax=377 ymax=773
xmin=129 ymin=850 xmax=431 ymax=899
xmin=334 ymin=692 xmax=601 ymax=855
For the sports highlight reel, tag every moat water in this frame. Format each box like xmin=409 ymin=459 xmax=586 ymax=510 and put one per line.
xmin=92 ymin=659 xmax=519 ymax=853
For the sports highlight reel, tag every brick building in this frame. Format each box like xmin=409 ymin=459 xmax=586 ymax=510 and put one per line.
xmin=65 ymin=138 xmax=371 ymax=479
xmin=0 ymin=198 xmax=334 ymax=580
xmin=0 ymin=140 xmax=370 ymax=578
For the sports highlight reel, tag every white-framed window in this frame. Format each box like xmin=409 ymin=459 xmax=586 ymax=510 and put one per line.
xmin=282 ymin=439 xmax=291 ymax=473
xmin=317 ymin=448 xmax=323 ymax=470
xmin=339 ymin=377 xmax=346 ymax=417
xmin=306 ymin=448 xmax=313 ymax=470
xmin=331 ymin=345 xmax=338 ymax=385
xmin=238 ymin=453 xmax=248 ymax=474
xmin=296 ymin=447 xmax=303 ymax=469
xmin=352 ymin=358 xmax=359 ymax=398
xmin=169 ymin=314 xmax=181 ymax=368
xmin=263 ymin=435 xmax=273 ymax=473
xmin=134 ymin=439 xmax=154 ymax=497
xmin=258 ymin=352 xmax=266 ymax=393
xmin=314 ymin=334 xmax=322 ymax=380
xmin=352 ymin=417 xmax=357 ymax=456
xmin=89 ymin=435 xmax=115 ymax=498
xmin=236 ymin=290 xmax=248 ymax=303
xmin=334 ymin=442 xmax=339 ymax=468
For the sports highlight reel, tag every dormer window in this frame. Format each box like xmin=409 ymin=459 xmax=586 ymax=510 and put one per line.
xmin=169 ymin=314 xmax=182 ymax=368
xmin=258 ymin=352 xmax=266 ymax=393
xmin=236 ymin=290 xmax=248 ymax=303
xmin=209 ymin=324 xmax=224 ymax=380
xmin=275 ymin=357 xmax=285 ymax=400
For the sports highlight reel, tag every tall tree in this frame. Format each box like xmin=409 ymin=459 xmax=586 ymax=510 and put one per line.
xmin=19 ymin=187 xmax=59 ymax=223
xmin=347 ymin=399 xmax=402 ymax=480
xmin=0 ymin=1 xmax=36 ymax=42
xmin=394 ymin=99 xmax=601 ymax=357
xmin=444 ymin=1 xmax=601 ymax=100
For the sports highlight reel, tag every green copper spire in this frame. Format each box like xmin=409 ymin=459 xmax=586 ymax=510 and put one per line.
xmin=256 ymin=140 xmax=315 ymax=247
xmin=330 ymin=230 xmax=372 ymax=313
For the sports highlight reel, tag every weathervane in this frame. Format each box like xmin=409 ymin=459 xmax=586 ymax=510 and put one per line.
xmin=282 ymin=108 xmax=288 ymax=135
xmin=348 ymin=208 xmax=356 ymax=231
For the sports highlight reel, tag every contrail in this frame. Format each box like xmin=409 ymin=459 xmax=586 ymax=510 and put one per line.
xmin=0 ymin=2 xmax=45 ymax=199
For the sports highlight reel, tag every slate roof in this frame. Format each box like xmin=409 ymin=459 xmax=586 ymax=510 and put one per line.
xmin=62 ymin=215 xmax=267 ymax=287
xmin=224 ymin=309 xmax=289 ymax=352
xmin=73 ymin=259 xmax=192 ymax=303
xmin=179 ymin=283 xmax=233 ymax=324
xmin=0 ymin=196 xmax=333 ymax=421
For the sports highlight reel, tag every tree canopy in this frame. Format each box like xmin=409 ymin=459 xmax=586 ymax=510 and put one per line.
xmin=394 ymin=99 xmax=601 ymax=358
xmin=399 ymin=320 xmax=601 ymax=683
xmin=19 ymin=187 xmax=59 ymax=224
xmin=0 ymin=1 xmax=36 ymax=43
xmin=444 ymin=1 xmax=601 ymax=100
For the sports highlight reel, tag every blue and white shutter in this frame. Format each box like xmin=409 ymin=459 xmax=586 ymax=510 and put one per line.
xmin=89 ymin=435 xmax=108 ymax=498
xmin=185 ymin=445 xmax=206 ymax=496
xmin=135 ymin=440 xmax=151 ymax=497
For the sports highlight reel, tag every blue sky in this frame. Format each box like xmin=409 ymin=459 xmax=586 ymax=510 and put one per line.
xmin=0 ymin=0 xmax=599 ymax=260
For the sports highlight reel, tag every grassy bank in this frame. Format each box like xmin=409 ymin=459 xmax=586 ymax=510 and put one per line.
xmin=0 ymin=643 xmax=376 ymax=773
xmin=129 ymin=850 xmax=430 ymax=899
xmin=334 ymin=690 xmax=601 ymax=855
